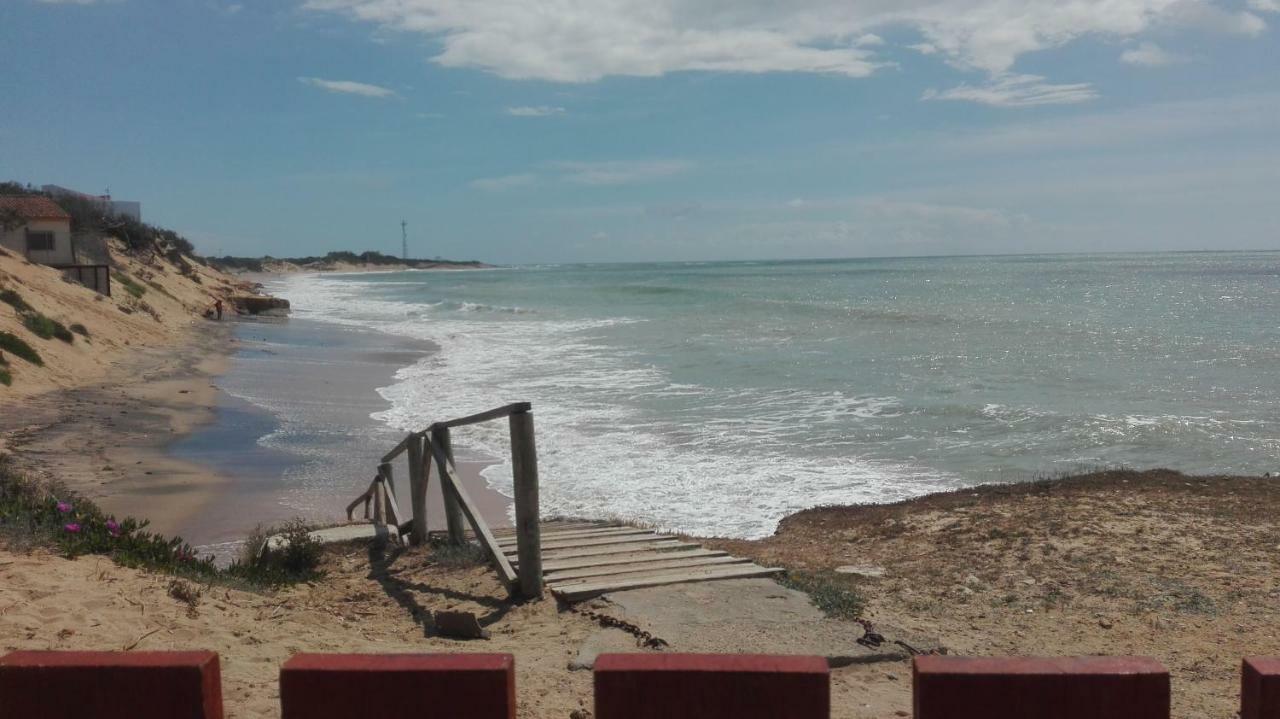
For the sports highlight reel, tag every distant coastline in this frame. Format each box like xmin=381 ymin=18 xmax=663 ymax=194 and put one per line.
xmin=207 ymin=250 xmax=494 ymax=275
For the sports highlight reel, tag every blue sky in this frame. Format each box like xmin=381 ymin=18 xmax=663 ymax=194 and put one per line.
xmin=1 ymin=0 xmax=1278 ymax=263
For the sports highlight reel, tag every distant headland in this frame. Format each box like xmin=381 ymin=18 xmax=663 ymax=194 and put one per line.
xmin=207 ymin=251 xmax=493 ymax=275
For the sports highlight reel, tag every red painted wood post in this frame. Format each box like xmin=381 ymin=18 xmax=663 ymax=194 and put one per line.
xmin=1243 ymin=657 xmax=1280 ymax=719
xmin=279 ymin=653 xmax=516 ymax=719
xmin=0 ymin=650 xmax=223 ymax=719
xmin=594 ymin=653 xmax=829 ymax=719
xmin=913 ymin=656 xmax=1169 ymax=719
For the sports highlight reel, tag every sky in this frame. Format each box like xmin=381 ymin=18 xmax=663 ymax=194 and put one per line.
xmin=1 ymin=0 xmax=1278 ymax=263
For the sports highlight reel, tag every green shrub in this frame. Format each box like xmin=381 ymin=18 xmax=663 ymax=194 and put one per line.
xmin=0 ymin=367 xmax=10 ymax=386
xmin=113 ymin=272 xmax=146 ymax=299
xmin=0 ymin=288 xmax=31 ymax=313
xmin=227 ymin=518 xmax=325 ymax=585
xmin=69 ymin=323 xmax=89 ymax=338
xmin=0 ymin=331 xmax=42 ymax=365
xmin=778 ymin=570 xmax=867 ymax=620
xmin=21 ymin=313 xmax=73 ymax=343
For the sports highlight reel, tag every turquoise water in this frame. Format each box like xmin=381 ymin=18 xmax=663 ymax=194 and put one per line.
xmin=275 ymin=252 xmax=1280 ymax=538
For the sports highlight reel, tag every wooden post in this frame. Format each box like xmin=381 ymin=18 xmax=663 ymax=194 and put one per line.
xmin=371 ymin=477 xmax=385 ymax=526
xmin=509 ymin=410 xmax=542 ymax=599
xmin=433 ymin=427 xmax=467 ymax=545
xmin=406 ymin=435 xmax=428 ymax=546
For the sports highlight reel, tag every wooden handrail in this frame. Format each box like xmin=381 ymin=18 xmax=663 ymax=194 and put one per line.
xmin=345 ymin=476 xmax=380 ymax=520
xmin=426 ymin=402 xmax=531 ymax=431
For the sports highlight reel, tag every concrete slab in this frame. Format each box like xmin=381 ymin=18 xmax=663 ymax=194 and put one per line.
xmin=571 ymin=578 xmax=939 ymax=668
xmin=264 ymin=523 xmax=399 ymax=553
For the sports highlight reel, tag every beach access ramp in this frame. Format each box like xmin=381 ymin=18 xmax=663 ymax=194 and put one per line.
xmin=345 ymin=402 xmax=780 ymax=602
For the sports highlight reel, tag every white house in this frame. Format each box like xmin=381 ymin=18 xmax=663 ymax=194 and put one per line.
xmin=0 ymin=195 xmax=76 ymax=265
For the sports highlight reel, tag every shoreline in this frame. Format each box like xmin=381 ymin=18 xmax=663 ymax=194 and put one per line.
xmin=0 ymin=321 xmax=238 ymax=540
xmin=2 ymin=310 xmax=516 ymax=555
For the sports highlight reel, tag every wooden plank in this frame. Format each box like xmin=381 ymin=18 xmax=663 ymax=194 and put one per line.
xmin=512 ymin=540 xmax=695 ymax=563
xmin=428 ymin=402 xmax=532 ymax=431
xmin=492 ymin=521 xmax=602 ymax=538
xmin=552 ymin=565 xmax=784 ymax=602
xmin=509 ymin=410 xmax=542 ymax=599
xmin=383 ymin=479 xmax=406 ymax=529
xmin=426 ymin=437 xmax=519 ymax=589
xmin=541 ymin=548 xmax=730 ymax=573
xmin=546 ymin=555 xmax=751 ymax=584
xmin=504 ymin=533 xmax=662 ymax=553
xmin=496 ymin=527 xmax=648 ymax=546
xmin=371 ymin=479 xmax=385 ymax=525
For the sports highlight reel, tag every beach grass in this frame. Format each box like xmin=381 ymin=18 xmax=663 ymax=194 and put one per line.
xmin=777 ymin=569 xmax=867 ymax=620
xmin=0 ymin=331 xmax=42 ymax=366
xmin=22 ymin=312 xmax=74 ymax=343
xmin=112 ymin=271 xmax=147 ymax=299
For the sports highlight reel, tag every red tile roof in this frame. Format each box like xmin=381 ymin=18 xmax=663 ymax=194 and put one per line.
xmin=0 ymin=195 xmax=71 ymax=221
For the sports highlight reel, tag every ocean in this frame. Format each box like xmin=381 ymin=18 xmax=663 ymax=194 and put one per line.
xmin=264 ymin=252 xmax=1280 ymax=539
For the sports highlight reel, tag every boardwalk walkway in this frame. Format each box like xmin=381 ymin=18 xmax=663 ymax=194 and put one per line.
xmin=492 ymin=521 xmax=781 ymax=602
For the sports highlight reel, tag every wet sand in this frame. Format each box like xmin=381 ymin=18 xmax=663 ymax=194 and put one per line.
xmin=2 ymin=312 xmax=512 ymax=558
xmin=175 ymin=314 xmax=513 ymax=555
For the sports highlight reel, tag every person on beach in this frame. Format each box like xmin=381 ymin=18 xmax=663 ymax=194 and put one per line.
xmin=214 ymin=298 xmax=223 ymax=320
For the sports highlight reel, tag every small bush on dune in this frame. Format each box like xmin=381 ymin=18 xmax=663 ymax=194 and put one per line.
xmin=227 ymin=518 xmax=324 ymax=585
xmin=21 ymin=313 xmax=74 ymax=343
xmin=113 ymin=272 xmax=146 ymax=299
xmin=0 ymin=288 xmax=32 ymax=313
xmin=69 ymin=323 xmax=89 ymax=338
xmin=0 ymin=331 xmax=42 ymax=366
xmin=0 ymin=367 xmax=10 ymax=386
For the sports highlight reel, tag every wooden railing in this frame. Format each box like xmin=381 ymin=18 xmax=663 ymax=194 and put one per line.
xmin=354 ymin=402 xmax=542 ymax=599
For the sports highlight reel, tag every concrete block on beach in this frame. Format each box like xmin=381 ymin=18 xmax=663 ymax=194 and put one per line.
xmin=593 ymin=653 xmax=829 ymax=719
xmin=0 ymin=650 xmax=223 ymax=719
xmin=1243 ymin=657 xmax=1280 ymax=719
xmin=912 ymin=656 xmax=1170 ymax=719
xmin=279 ymin=653 xmax=515 ymax=718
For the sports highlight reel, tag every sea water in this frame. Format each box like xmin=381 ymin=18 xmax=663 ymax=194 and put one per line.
xmin=271 ymin=252 xmax=1280 ymax=538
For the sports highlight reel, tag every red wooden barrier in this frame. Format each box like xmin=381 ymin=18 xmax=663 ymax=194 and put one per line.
xmin=279 ymin=653 xmax=515 ymax=719
xmin=913 ymin=656 xmax=1169 ymax=719
xmin=0 ymin=650 xmax=223 ymax=719
xmin=1243 ymin=657 xmax=1280 ymax=719
xmin=594 ymin=653 xmax=829 ymax=719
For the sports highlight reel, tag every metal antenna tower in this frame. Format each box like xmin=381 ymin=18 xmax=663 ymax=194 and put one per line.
xmin=401 ymin=220 xmax=408 ymax=260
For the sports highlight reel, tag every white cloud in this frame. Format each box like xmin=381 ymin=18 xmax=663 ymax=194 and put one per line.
xmin=505 ymin=105 xmax=566 ymax=117
xmin=469 ymin=173 xmax=538 ymax=191
xmin=303 ymin=0 xmax=1269 ymax=86
xmin=1120 ymin=41 xmax=1181 ymax=66
xmin=922 ymin=74 xmax=1097 ymax=107
xmin=1248 ymin=0 xmax=1280 ymax=11
xmin=936 ymin=93 xmax=1280 ymax=152
xmin=554 ymin=160 xmax=692 ymax=186
xmin=298 ymin=77 xmax=397 ymax=98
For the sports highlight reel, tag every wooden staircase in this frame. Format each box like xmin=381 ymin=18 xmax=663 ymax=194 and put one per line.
xmin=493 ymin=521 xmax=782 ymax=602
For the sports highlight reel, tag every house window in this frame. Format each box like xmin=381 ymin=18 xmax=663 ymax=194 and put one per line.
xmin=26 ymin=231 xmax=55 ymax=252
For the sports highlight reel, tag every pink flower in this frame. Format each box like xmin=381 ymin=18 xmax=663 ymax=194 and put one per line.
xmin=106 ymin=520 xmax=121 ymax=537
xmin=56 ymin=502 xmax=72 ymax=513
xmin=64 ymin=523 xmax=81 ymax=533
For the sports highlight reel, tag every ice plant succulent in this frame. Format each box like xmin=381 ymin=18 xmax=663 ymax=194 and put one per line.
xmin=106 ymin=519 xmax=121 ymax=537
xmin=64 ymin=523 xmax=81 ymax=533
xmin=56 ymin=501 xmax=72 ymax=513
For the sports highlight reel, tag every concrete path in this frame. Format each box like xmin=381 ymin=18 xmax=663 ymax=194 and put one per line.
xmin=569 ymin=578 xmax=940 ymax=669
